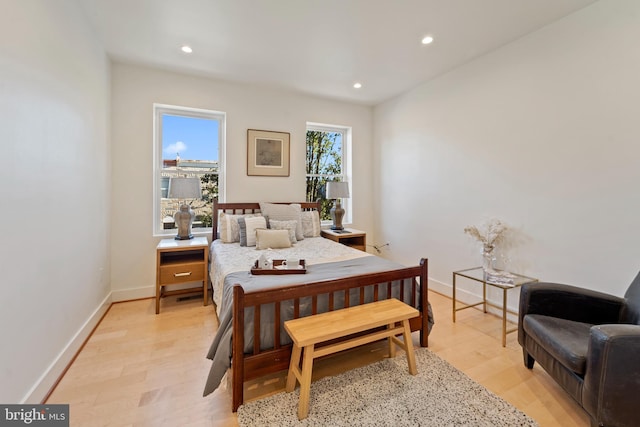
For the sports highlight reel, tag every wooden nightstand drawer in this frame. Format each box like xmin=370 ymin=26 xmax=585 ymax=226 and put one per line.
xmin=160 ymin=262 xmax=205 ymax=285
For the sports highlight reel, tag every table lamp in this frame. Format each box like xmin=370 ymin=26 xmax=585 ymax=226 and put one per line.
xmin=326 ymin=181 xmax=350 ymax=231
xmin=168 ymin=177 xmax=202 ymax=240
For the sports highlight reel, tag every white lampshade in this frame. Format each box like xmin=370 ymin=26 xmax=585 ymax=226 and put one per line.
xmin=168 ymin=177 xmax=202 ymax=200
xmin=326 ymin=181 xmax=350 ymax=199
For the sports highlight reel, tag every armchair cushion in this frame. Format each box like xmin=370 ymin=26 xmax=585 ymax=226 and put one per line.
xmin=518 ymin=282 xmax=625 ymax=349
xmin=523 ymin=314 xmax=593 ymax=375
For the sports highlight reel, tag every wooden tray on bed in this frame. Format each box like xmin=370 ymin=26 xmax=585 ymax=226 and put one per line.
xmin=251 ymin=259 xmax=307 ymax=275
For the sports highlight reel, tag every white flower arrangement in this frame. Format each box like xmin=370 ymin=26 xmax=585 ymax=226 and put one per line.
xmin=464 ymin=219 xmax=508 ymax=254
xmin=465 ymin=219 xmax=515 ymax=280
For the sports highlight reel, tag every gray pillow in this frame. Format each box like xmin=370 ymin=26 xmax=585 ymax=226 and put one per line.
xmin=218 ymin=212 xmax=262 ymax=243
xmin=238 ymin=216 xmax=267 ymax=247
xmin=259 ymin=202 xmax=304 ymax=241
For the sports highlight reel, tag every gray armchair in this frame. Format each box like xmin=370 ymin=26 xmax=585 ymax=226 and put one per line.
xmin=518 ymin=272 xmax=640 ymax=427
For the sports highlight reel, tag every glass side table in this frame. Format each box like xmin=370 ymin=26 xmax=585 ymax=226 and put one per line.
xmin=452 ymin=267 xmax=538 ymax=347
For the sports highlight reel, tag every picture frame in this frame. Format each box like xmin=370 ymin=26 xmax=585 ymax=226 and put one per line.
xmin=247 ymin=129 xmax=290 ymax=177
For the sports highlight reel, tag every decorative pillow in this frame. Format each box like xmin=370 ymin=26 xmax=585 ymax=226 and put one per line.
xmin=255 ymin=229 xmax=292 ymax=250
xmin=301 ymin=210 xmax=321 ymax=237
xmin=219 ymin=213 xmax=262 ymax=243
xmin=268 ymin=219 xmax=298 ymax=244
xmin=259 ymin=203 xmax=304 ymax=241
xmin=238 ymin=216 xmax=267 ymax=247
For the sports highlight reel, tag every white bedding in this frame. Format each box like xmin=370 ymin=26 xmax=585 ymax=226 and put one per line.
xmin=209 ymin=236 xmax=371 ymax=315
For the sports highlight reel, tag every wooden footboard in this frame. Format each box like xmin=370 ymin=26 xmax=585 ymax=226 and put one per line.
xmin=231 ymin=258 xmax=429 ymax=411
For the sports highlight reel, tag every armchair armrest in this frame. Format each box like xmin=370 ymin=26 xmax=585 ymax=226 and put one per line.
xmin=518 ymin=282 xmax=624 ymax=327
xmin=583 ymin=324 xmax=640 ymax=426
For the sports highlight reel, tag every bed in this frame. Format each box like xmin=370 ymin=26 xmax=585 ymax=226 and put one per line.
xmin=203 ymin=200 xmax=433 ymax=411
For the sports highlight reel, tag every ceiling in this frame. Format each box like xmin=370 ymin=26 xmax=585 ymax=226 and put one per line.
xmin=77 ymin=0 xmax=597 ymax=105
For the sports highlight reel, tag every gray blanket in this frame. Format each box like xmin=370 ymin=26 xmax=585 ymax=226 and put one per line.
xmin=203 ymin=257 xmax=434 ymax=396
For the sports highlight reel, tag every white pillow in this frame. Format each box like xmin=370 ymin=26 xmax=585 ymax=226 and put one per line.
xmin=269 ymin=219 xmax=298 ymax=244
xmin=238 ymin=216 xmax=267 ymax=247
xmin=219 ymin=213 xmax=262 ymax=243
xmin=301 ymin=210 xmax=321 ymax=237
xmin=255 ymin=229 xmax=292 ymax=250
xmin=259 ymin=203 xmax=304 ymax=241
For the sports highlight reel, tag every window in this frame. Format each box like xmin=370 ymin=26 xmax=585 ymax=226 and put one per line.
xmin=153 ymin=104 xmax=225 ymax=236
xmin=305 ymin=123 xmax=351 ymax=223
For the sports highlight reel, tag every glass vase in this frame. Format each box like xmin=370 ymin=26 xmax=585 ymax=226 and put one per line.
xmin=482 ymin=249 xmax=495 ymax=273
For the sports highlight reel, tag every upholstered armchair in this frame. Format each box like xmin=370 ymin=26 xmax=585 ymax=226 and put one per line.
xmin=518 ymin=272 xmax=640 ymax=427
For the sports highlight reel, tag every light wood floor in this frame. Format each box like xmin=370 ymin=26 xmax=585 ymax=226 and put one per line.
xmin=47 ymin=290 xmax=590 ymax=426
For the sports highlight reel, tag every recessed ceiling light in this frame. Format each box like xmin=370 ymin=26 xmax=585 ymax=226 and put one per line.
xmin=353 ymin=82 xmax=362 ymax=89
xmin=181 ymin=45 xmax=193 ymax=54
xmin=421 ymin=36 xmax=434 ymax=45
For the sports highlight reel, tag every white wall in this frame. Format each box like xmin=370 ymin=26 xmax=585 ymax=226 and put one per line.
xmin=0 ymin=0 xmax=111 ymax=402
xmin=110 ymin=63 xmax=373 ymax=298
xmin=373 ymin=0 xmax=640 ymax=307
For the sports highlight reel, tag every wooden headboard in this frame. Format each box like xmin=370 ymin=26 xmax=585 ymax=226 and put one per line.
xmin=211 ymin=199 xmax=321 ymax=241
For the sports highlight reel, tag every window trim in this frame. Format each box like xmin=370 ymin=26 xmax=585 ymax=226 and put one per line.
xmin=306 ymin=122 xmax=352 ymax=225
xmin=152 ymin=103 xmax=226 ymax=237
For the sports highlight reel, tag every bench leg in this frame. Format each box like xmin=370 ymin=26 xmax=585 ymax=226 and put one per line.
xmin=388 ymin=323 xmax=396 ymax=358
xmin=286 ymin=343 xmax=302 ymax=393
xmin=402 ymin=319 xmax=417 ymax=375
xmin=298 ymin=345 xmax=315 ymax=420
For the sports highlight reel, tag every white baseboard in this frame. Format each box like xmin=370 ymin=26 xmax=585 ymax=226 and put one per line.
xmin=111 ymin=285 xmax=155 ymax=302
xmin=25 ymin=284 xmax=157 ymax=403
xmin=427 ymin=276 xmax=520 ymax=323
xmin=111 ymin=281 xmax=204 ymax=302
xmin=23 ymin=292 xmax=113 ymax=404
xmin=428 ymin=277 xmax=454 ymax=298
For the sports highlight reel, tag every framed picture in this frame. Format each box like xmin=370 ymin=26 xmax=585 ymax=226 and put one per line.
xmin=247 ymin=129 xmax=290 ymax=177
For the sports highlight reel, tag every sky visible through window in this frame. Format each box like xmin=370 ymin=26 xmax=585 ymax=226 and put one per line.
xmin=162 ymin=114 xmax=218 ymax=161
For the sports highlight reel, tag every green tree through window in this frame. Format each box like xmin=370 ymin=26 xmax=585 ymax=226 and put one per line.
xmin=306 ymin=129 xmax=344 ymax=220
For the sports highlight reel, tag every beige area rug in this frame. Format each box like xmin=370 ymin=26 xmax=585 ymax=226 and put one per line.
xmin=237 ymin=348 xmax=537 ymax=426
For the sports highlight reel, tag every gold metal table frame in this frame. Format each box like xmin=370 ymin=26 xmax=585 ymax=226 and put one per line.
xmin=452 ymin=267 xmax=538 ymax=346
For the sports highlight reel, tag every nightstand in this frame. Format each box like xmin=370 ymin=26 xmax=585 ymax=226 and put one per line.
xmin=321 ymin=228 xmax=367 ymax=251
xmin=156 ymin=236 xmax=209 ymax=314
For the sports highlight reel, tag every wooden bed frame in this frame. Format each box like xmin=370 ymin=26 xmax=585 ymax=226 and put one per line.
xmin=211 ymin=200 xmax=429 ymax=411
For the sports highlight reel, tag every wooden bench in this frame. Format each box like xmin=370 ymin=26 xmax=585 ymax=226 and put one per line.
xmin=284 ymin=298 xmax=419 ymax=420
